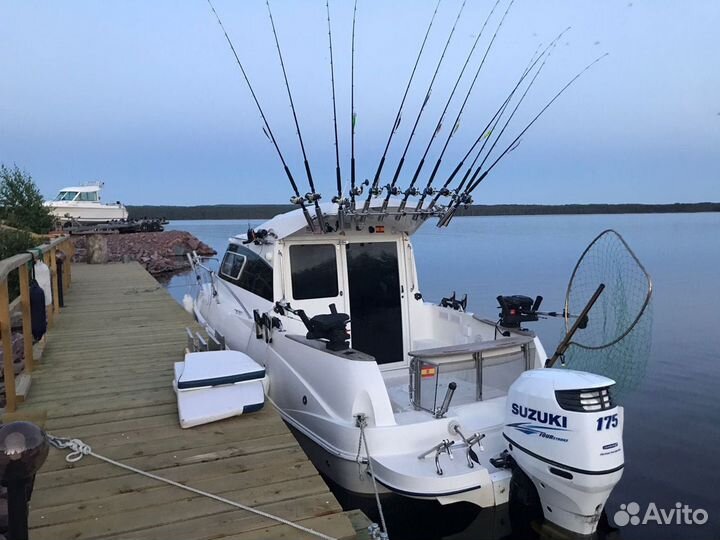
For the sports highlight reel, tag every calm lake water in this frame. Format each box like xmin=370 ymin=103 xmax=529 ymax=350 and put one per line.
xmin=164 ymin=213 xmax=720 ymax=540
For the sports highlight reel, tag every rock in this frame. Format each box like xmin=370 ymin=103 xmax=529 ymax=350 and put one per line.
xmin=71 ymin=231 xmax=216 ymax=275
xmin=86 ymin=234 xmax=109 ymax=264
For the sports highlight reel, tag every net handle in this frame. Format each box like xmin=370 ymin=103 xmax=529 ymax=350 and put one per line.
xmin=564 ymin=229 xmax=653 ymax=350
xmin=547 ymin=283 xmax=605 ymax=368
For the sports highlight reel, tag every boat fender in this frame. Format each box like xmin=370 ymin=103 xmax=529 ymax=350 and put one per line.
xmin=182 ymin=294 xmax=195 ymax=315
xmin=30 ymin=279 xmax=47 ymax=340
xmin=34 ymin=261 xmax=53 ymax=307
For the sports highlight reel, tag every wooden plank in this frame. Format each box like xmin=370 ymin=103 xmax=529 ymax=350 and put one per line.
xmin=15 ymin=371 xmax=31 ymax=402
xmin=19 ymin=262 xmax=34 ymax=372
xmin=18 ymin=262 xmax=358 ymax=539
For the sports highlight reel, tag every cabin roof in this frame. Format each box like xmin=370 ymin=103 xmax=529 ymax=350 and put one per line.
xmin=58 ymin=185 xmax=102 ymax=193
xmin=235 ymin=197 xmax=425 ymax=241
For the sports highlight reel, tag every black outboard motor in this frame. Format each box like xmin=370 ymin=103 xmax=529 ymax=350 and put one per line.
xmin=497 ymin=295 xmax=542 ymax=328
xmin=297 ymin=304 xmax=350 ymax=351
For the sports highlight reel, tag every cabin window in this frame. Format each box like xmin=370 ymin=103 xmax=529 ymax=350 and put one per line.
xmin=77 ymin=192 xmax=98 ymax=202
xmin=219 ymin=244 xmax=273 ymax=301
xmin=220 ymin=252 xmax=246 ymax=281
xmin=289 ymin=244 xmax=338 ymax=300
xmin=56 ymin=191 xmax=78 ymax=201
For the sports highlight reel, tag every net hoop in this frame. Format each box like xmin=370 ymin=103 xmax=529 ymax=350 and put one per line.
xmin=564 ymin=229 xmax=653 ymax=350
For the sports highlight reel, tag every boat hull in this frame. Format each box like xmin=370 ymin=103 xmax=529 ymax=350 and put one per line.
xmin=47 ymin=202 xmax=128 ymax=223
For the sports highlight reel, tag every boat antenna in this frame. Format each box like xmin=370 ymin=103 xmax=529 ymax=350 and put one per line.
xmin=205 ymin=0 xmax=315 ymax=232
xmin=360 ymin=0 xmax=442 ymax=218
xmin=377 ymin=0 xmax=469 ymax=220
xmin=412 ymin=0 xmax=513 ymax=215
xmin=425 ymin=40 xmax=549 ymax=212
xmin=439 ymin=52 xmax=609 ymax=227
xmin=349 ymin=0 xmax=358 ymax=210
xmin=266 ymin=0 xmax=327 ymax=232
xmin=396 ymin=0 xmax=505 ymax=218
xmin=326 ymin=0 xmax=343 ymax=207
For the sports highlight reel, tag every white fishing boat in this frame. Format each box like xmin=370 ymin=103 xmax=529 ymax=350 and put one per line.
xmin=188 ymin=200 xmax=651 ymax=536
xmin=190 ymin=1 xmax=653 ymax=536
xmin=45 ymin=182 xmax=128 ymax=224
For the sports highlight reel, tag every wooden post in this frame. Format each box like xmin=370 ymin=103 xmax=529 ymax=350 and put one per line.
xmin=18 ymin=264 xmax=33 ymax=373
xmin=1 ymin=280 xmax=17 ymax=413
xmin=66 ymin=238 xmax=73 ymax=287
xmin=50 ymin=249 xmax=59 ymax=317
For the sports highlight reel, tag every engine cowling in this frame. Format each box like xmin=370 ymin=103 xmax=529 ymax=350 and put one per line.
xmin=504 ymin=368 xmax=624 ymax=536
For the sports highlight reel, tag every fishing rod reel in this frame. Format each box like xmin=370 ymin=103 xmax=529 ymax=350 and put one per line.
xmin=351 ymin=179 xmax=369 ymax=198
xmin=384 ymin=184 xmax=401 ymax=197
xmin=403 ymin=186 xmax=421 ymax=197
xmin=304 ymin=192 xmax=322 ymax=203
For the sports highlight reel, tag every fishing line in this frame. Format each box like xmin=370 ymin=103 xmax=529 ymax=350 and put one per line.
xmin=360 ymin=0 xmax=442 ymax=217
xmin=266 ymin=0 xmax=327 ymax=231
xmin=205 ymin=0 xmax=316 ymax=232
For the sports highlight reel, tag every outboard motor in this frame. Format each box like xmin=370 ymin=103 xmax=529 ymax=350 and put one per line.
xmin=503 ymin=369 xmax=623 ymax=536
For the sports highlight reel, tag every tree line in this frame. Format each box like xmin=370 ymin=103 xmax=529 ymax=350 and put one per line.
xmin=128 ymin=202 xmax=720 ymax=221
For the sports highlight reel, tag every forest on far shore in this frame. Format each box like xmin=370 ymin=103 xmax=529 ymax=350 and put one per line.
xmin=127 ymin=202 xmax=720 ymax=221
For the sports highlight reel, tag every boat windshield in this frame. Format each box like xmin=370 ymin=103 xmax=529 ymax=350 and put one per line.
xmin=55 ymin=191 xmax=79 ymax=201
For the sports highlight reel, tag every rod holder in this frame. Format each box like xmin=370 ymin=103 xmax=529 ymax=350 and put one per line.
xmin=435 ymin=382 xmax=457 ymax=418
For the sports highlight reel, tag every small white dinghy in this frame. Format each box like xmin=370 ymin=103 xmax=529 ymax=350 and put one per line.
xmin=173 ymin=350 xmax=265 ymax=428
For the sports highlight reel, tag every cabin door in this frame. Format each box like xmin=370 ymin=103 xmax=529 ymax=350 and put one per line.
xmin=345 ymin=241 xmax=404 ymax=365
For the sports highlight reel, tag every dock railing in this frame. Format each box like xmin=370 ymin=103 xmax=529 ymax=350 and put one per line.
xmin=0 ymin=235 xmax=74 ymax=413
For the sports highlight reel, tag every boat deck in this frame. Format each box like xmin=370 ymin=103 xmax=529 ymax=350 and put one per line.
xmin=13 ymin=262 xmax=363 ymax=540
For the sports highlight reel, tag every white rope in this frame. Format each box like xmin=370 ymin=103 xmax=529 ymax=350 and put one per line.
xmin=356 ymin=415 xmax=390 ymax=539
xmin=47 ymin=435 xmax=338 ymax=540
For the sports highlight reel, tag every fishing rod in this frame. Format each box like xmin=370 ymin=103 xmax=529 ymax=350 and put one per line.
xmin=438 ymin=52 xmax=609 ymax=227
xmin=326 ymin=0 xmax=342 ymax=207
xmin=359 ymin=0 xmax=442 ymax=218
xmin=424 ymin=42 xmax=545 ymax=212
xmin=205 ymin=0 xmax=315 ymax=232
xmin=266 ymin=0 xmax=327 ymax=232
xmin=395 ymin=0 xmax=504 ymax=218
xmin=377 ymin=0 xmax=469 ymax=219
xmin=413 ymin=0 xmax=513 ymax=216
xmin=451 ymin=31 xmax=566 ymax=204
xmin=349 ymin=0 xmax=358 ymax=210
xmin=430 ymin=35 xmax=563 ymax=212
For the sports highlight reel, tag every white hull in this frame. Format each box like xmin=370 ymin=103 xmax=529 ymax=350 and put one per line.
xmin=47 ymin=202 xmax=128 ymax=223
xmin=189 ymin=202 xmax=624 ymax=536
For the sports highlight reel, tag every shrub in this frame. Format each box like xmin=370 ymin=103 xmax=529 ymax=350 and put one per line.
xmin=0 ymin=164 xmax=54 ymax=234
xmin=0 ymin=229 xmax=38 ymax=299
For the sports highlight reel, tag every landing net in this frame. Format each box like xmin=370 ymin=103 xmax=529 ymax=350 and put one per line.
xmin=561 ymin=229 xmax=653 ymax=396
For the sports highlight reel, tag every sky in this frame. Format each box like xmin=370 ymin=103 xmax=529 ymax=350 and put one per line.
xmin=1 ymin=0 xmax=718 ymax=206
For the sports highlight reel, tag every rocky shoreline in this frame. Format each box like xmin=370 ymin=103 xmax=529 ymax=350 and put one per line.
xmin=72 ymin=230 xmax=216 ymax=274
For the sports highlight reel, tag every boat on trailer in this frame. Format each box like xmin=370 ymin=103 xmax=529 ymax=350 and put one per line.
xmin=190 ymin=199 xmax=624 ymax=536
xmin=45 ymin=182 xmax=128 ymax=224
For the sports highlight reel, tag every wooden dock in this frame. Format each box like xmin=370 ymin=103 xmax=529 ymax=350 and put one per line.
xmin=12 ymin=262 xmax=365 ymax=540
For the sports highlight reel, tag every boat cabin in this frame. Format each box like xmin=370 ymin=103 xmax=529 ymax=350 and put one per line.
xmin=53 ymin=185 xmax=103 ymax=203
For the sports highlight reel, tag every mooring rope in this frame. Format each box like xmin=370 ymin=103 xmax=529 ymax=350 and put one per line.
xmin=355 ymin=415 xmax=390 ymax=539
xmin=47 ymin=434 xmax=338 ymax=540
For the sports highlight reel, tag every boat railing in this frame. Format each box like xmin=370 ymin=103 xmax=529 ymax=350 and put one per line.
xmin=408 ymin=336 xmax=534 ymax=413
xmin=0 ymin=235 xmax=74 ymax=413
